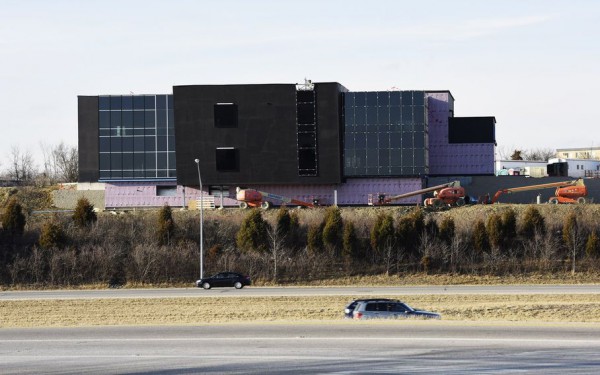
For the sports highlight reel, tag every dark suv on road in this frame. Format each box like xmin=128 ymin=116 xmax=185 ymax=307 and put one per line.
xmin=352 ymin=300 xmax=441 ymax=320
xmin=344 ymin=298 xmax=399 ymax=319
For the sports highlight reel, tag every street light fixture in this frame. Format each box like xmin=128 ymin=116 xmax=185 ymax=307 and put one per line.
xmin=194 ymin=158 xmax=204 ymax=280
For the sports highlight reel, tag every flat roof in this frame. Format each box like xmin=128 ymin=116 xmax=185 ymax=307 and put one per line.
xmin=557 ymin=147 xmax=600 ymax=151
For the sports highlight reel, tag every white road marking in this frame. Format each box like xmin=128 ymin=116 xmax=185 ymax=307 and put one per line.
xmin=2 ymin=285 xmax=599 ymax=301
xmin=3 ymin=337 xmax=600 ymax=344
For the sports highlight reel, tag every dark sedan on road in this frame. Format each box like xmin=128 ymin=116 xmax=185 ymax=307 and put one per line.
xmin=196 ymin=272 xmax=251 ymax=289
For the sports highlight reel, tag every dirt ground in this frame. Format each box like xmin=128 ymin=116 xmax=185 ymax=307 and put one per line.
xmin=2 ymin=294 xmax=600 ymax=328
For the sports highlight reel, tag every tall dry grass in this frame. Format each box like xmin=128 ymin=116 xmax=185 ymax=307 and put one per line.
xmin=3 ymin=293 xmax=600 ymax=328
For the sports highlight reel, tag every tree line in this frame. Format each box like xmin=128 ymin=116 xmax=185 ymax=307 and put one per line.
xmin=1 ymin=143 xmax=78 ymax=185
xmin=1 ymin=198 xmax=599 ymax=287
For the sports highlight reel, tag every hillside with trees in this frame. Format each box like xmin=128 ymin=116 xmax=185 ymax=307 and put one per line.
xmin=1 ymin=200 xmax=600 ymax=288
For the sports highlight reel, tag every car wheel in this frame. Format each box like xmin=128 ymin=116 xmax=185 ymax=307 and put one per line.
xmin=234 ymin=281 xmax=243 ymax=289
xmin=202 ymin=282 xmax=211 ymax=290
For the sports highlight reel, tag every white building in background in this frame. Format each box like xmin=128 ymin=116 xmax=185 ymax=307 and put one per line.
xmin=548 ymin=158 xmax=600 ymax=178
xmin=495 ymin=160 xmax=548 ymax=177
xmin=556 ymin=147 xmax=600 ymax=160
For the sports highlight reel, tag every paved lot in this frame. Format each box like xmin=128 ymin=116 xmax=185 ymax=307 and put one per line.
xmin=2 ymin=323 xmax=600 ymax=374
xmin=2 ymin=284 xmax=599 ymax=300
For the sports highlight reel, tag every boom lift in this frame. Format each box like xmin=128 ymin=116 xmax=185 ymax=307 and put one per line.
xmin=369 ymin=181 xmax=466 ymax=208
xmin=488 ymin=178 xmax=587 ymax=204
xmin=235 ymin=187 xmax=315 ymax=209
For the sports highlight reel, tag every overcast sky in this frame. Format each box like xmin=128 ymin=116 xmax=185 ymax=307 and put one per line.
xmin=1 ymin=0 xmax=599 ymax=165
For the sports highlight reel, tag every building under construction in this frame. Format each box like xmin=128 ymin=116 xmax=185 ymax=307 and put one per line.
xmin=77 ymin=81 xmax=501 ymax=209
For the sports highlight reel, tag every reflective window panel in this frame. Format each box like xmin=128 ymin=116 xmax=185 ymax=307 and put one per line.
xmin=343 ymin=91 xmax=428 ymax=177
xmin=97 ymin=94 xmax=175 ymax=180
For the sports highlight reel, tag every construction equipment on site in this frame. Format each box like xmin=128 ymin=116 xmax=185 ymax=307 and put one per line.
xmin=368 ymin=181 xmax=466 ymax=208
xmin=235 ymin=187 xmax=315 ymax=209
xmin=488 ymin=178 xmax=588 ymax=204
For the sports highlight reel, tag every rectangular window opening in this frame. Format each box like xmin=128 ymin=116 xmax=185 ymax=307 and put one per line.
xmin=297 ymin=103 xmax=315 ymax=124
xmin=216 ymin=147 xmax=239 ymax=171
xmin=298 ymin=149 xmax=317 ymax=174
xmin=209 ymin=186 xmax=230 ymax=197
xmin=214 ymin=103 xmax=238 ymax=128
xmin=156 ymin=185 xmax=178 ymax=197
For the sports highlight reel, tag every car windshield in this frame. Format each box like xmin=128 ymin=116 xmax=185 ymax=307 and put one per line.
xmin=401 ymin=303 xmax=415 ymax=312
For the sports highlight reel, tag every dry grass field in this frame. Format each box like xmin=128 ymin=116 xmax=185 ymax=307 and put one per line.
xmin=3 ymin=200 xmax=600 ymax=328
xmin=2 ymin=294 xmax=600 ymax=328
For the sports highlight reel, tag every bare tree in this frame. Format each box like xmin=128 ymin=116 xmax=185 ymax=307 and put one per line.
xmin=419 ymin=232 xmax=438 ymax=273
xmin=382 ymin=236 xmax=395 ymax=275
xmin=53 ymin=142 xmax=78 ymax=182
xmin=40 ymin=142 xmax=55 ymax=183
xmin=40 ymin=142 xmax=78 ymax=182
xmin=6 ymin=145 xmax=36 ymax=183
xmin=563 ymin=213 xmax=585 ymax=275
xmin=446 ymin=235 xmax=468 ymax=273
xmin=568 ymin=228 xmax=584 ymax=275
xmin=267 ymin=225 xmax=287 ymax=282
xmin=496 ymin=145 xmax=519 ymax=160
xmin=523 ymin=148 xmax=556 ymax=161
xmin=497 ymin=146 xmax=556 ymax=162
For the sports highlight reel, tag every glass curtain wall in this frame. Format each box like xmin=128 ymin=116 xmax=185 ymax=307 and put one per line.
xmin=98 ymin=95 xmax=176 ymax=180
xmin=343 ymin=91 xmax=428 ymax=176
xmin=296 ymin=89 xmax=318 ymax=176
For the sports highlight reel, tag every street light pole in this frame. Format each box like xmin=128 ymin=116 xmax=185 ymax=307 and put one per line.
xmin=194 ymin=159 xmax=203 ymax=280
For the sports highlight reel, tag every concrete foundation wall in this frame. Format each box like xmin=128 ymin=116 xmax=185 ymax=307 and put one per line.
xmin=53 ymin=190 xmax=105 ymax=210
xmin=77 ymin=182 xmax=106 ymax=191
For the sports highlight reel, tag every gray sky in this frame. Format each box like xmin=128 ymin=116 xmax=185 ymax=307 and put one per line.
xmin=1 ymin=0 xmax=599 ymax=165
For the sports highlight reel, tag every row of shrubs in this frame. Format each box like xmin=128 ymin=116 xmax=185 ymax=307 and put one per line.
xmin=1 ymin=197 xmax=600 ymax=286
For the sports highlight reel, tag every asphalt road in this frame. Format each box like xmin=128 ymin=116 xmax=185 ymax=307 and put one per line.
xmin=1 ymin=284 xmax=599 ymax=300
xmin=2 ymin=323 xmax=600 ymax=374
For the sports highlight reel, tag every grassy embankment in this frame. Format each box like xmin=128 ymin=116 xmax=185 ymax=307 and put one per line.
xmin=3 ymin=274 xmax=600 ymax=328
xmin=0 ymin=186 xmax=56 ymax=213
xmin=2 ymin=187 xmax=600 ymax=327
xmin=2 ymin=293 xmax=600 ymax=328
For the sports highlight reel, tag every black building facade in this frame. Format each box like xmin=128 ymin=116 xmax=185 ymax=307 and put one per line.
xmin=448 ymin=117 xmax=496 ymax=144
xmin=173 ymin=82 xmax=347 ymax=186
xmin=78 ymin=96 xmax=100 ymax=182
